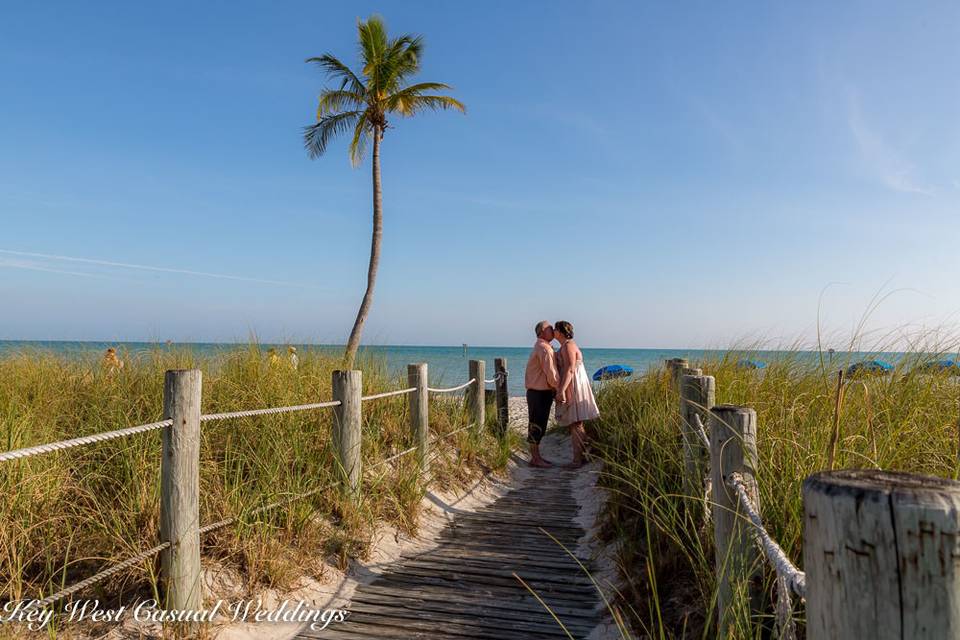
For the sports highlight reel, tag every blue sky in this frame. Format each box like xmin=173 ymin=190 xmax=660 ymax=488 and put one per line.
xmin=2 ymin=1 xmax=959 ymax=348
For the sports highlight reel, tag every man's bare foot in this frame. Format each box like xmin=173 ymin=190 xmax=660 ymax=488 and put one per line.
xmin=530 ymin=457 xmax=553 ymax=468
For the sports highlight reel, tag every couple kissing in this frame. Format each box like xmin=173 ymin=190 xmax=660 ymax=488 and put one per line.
xmin=524 ymin=320 xmax=600 ymax=469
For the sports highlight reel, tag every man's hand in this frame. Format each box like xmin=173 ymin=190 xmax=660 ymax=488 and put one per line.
xmin=556 ymin=392 xmax=566 ymax=404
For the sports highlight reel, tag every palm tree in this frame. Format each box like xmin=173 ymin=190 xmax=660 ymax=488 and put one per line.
xmin=304 ymin=15 xmax=465 ymax=367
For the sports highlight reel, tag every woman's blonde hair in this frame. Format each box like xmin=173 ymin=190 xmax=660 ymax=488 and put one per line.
xmin=554 ymin=320 xmax=574 ymax=339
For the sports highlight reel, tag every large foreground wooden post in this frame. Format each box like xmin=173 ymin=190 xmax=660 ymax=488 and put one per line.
xmin=804 ymin=470 xmax=960 ymax=639
xmin=710 ymin=404 xmax=760 ymax=637
xmin=160 ymin=369 xmax=202 ymax=611
xmin=467 ymin=359 xmax=485 ymax=431
xmin=332 ymin=370 xmax=362 ymax=496
xmin=680 ymin=373 xmax=715 ymax=506
xmin=407 ymin=363 xmax=429 ymax=473
xmin=494 ymin=357 xmax=509 ymax=438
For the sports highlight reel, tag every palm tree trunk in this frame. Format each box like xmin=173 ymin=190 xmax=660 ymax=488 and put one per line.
xmin=343 ymin=124 xmax=382 ymax=368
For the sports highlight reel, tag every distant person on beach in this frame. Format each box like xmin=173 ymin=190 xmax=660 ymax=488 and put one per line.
xmin=102 ymin=347 xmax=124 ymax=373
xmin=524 ymin=321 xmax=560 ymax=468
xmin=267 ymin=347 xmax=280 ymax=366
xmin=288 ymin=346 xmax=299 ymax=370
xmin=554 ymin=321 xmax=600 ymax=469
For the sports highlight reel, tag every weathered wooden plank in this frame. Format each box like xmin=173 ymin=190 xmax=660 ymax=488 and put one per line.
xmin=398 ymin=547 xmax=585 ymax=567
xmin=395 ymin=558 xmax=593 ymax=586
xmin=343 ymin=600 xmax=596 ymax=635
xmin=804 ymin=469 xmax=960 ymax=639
xmin=299 ymin=455 xmax=600 ymax=640
xmin=361 ymin=574 xmax=595 ymax=609
xmin=349 ymin=586 xmax=601 ymax=621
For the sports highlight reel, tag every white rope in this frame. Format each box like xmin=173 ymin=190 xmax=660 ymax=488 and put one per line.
xmin=361 ymin=387 xmax=416 ymax=401
xmin=692 ymin=414 xmax=711 ymax=449
xmin=0 ymin=419 xmax=172 ymax=463
xmin=24 ymin=541 xmax=170 ymax=611
xmin=483 ymin=371 xmax=507 ymax=384
xmin=427 ymin=378 xmax=476 ymax=393
xmin=200 ymin=400 xmax=340 ymax=422
xmin=727 ymin=472 xmax=806 ymax=599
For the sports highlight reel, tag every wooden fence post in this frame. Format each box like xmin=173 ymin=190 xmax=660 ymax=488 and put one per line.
xmin=494 ymin=358 xmax=509 ymax=438
xmin=468 ymin=359 xmax=485 ymax=430
xmin=710 ymin=404 xmax=761 ymax=637
xmin=407 ymin=363 xmax=429 ymax=473
xmin=680 ymin=373 xmax=715 ymax=508
xmin=332 ymin=370 xmax=362 ymax=496
xmin=666 ymin=357 xmax=689 ymax=389
xmin=160 ymin=369 xmax=202 ymax=611
xmin=803 ymin=469 xmax=960 ymax=639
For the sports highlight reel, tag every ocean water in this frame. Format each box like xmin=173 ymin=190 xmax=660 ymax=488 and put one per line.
xmin=0 ymin=340 xmax=910 ymax=397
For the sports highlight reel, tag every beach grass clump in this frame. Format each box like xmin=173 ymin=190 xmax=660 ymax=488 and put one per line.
xmin=593 ymin=339 xmax=960 ymax=638
xmin=0 ymin=345 xmax=505 ymax=621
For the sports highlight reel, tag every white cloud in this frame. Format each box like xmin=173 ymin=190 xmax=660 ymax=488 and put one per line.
xmin=0 ymin=249 xmax=318 ymax=288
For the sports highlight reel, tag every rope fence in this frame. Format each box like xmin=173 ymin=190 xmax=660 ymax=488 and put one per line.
xmin=9 ymin=357 xmax=510 ymax=617
xmin=361 ymin=387 xmax=416 ymax=401
xmin=427 ymin=378 xmax=475 ymax=393
xmin=670 ymin=359 xmax=805 ymax=638
xmin=0 ymin=419 xmax=173 ymax=463
xmin=728 ymin=472 xmax=803 ymax=639
xmin=200 ymin=400 xmax=342 ymax=422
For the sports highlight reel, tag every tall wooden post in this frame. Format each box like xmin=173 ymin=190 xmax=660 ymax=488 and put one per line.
xmin=407 ymin=363 xmax=429 ymax=473
xmin=161 ymin=369 xmax=202 ymax=611
xmin=467 ymin=359 xmax=485 ymax=431
xmin=494 ymin=357 xmax=509 ymax=438
xmin=804 ymin=470 xmax=960 ymax=639
xmin=680 ymin=373 xmax=715 ymax=507
xmin=710 ymin=404 xmax=760 ymax=637
xmin=666 ymin=357 xmax=690 ymax=389
xmin=332 ymin=370 xmax=362 ymax=496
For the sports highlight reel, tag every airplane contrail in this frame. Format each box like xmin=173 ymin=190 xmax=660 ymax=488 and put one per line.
xmin=0 ymin=249 xmax=317 ymax=288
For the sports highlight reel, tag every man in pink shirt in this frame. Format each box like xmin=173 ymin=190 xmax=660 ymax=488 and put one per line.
xmin=525 ymin=320 xmax=560 ymax=467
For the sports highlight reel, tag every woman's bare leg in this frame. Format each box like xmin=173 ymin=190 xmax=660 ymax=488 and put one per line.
xmin=564 ymin=422 xmax=586 ymax=469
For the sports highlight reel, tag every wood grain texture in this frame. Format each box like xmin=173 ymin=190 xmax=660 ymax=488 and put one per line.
xmin=332 ymin=370 xmax=362 ymax=496
xmin=804 ymin=469 xmax=960 ymax=639
xmin=299 ymin=466 xmax=601 ymax=639
xmin=160 ymin=369 xmax=202 ymax=610
xmin=408 ymin=363 xmax=429 ymax=473
xmin=710 ymin=404 xmax=760 ymax=637
xmin=680 ymin=374 xmax=715 ymax=515
xmin=494 ymin=358 xmax=509 ymax=438
xmin=467 ymin=360 xmax=485 ymax=431
xmin=665 ymin=357 xmax=689 ymax=390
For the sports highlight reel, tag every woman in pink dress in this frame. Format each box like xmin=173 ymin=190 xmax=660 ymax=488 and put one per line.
xmin=554 ymin=320 xmax=600 ymax=469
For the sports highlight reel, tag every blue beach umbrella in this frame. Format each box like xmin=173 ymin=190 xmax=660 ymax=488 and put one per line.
xmin=918 ymin=359 xmax=960 ymax=374
xmin=737 ymin=359 xmax=767 ymax=370
xmin=593 ymin=365 xmax=634 ymax=381
xmin=846 ymin=359 xmax=893 ymax=377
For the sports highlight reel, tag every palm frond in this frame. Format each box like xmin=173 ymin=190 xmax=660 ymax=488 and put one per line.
xmin=303 ymin=110 xmax=362 ymax=159
xmin=357 ymin=15 xmax=388 ymax=70
xmin=388 ymin=94 xmax=466 ymax=117
xmin=348 ymin=115 xmax=372 ymax=167
xmin=317 ymin=89 xmax=365 ymax=118
xmin=374 ymin=35 xmax=422 ymax=94
xmin=305 ymin=53 xmax=365 ymax=94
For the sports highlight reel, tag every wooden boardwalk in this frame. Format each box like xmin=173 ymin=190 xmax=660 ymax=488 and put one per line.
xmin=301 ymin=462 xmax=602 ymax=639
